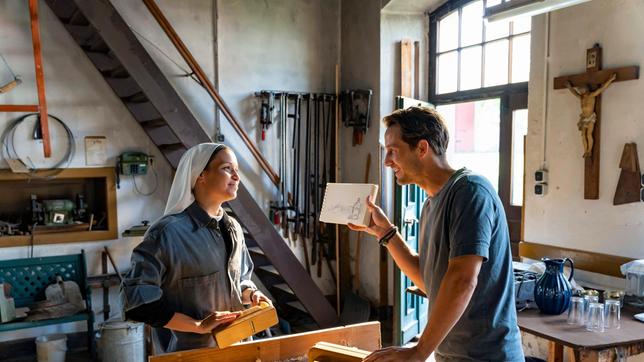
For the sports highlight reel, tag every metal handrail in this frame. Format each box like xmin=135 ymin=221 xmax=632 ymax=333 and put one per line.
xmin=142 ymin=0 xmax=280 ymax=186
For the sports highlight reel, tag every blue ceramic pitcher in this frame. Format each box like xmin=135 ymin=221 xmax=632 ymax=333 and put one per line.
xmin=534 ymin=258 xmax=574 ymax=315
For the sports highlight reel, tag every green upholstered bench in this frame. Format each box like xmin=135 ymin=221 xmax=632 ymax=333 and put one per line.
xmin=0 ymin=251 xmax=94 ymax=357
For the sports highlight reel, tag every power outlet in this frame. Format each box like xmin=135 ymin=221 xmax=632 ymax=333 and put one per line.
xmin=535 ymin=169 xmax=548 ymax=183
xmin=535 ymin=183 xmax=548 ymax=196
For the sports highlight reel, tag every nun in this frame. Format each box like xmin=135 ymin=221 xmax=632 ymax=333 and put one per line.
xmin=122 ymin=143 xmax=272 ymax=353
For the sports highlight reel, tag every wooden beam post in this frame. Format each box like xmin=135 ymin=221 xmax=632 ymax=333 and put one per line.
xmin=29 ymin=0 xmax=51 ymax=158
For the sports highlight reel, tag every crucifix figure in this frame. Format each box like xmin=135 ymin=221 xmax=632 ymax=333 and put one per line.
xmin=566 ymin=72 xmax=616 ymax=158
xmin=554 ymin=44 xmax=639 ymax=199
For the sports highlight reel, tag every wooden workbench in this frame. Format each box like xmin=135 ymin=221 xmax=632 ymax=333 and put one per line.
xmin=149 ymin=321 xmax=381 ymax=362
xmin=518 ymin=307 xmax=644 ymax=361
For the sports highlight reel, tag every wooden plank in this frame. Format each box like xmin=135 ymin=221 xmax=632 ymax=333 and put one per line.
xmin=553 ymin=66 xmax=639 ymax=89
xmin=308 ymin=342 xmax=371 ymax=362
xmin=519 ymin=241 xmax=633 ymax=278
xmin=149 ymin=322 xmax=381 ymax=362
xmin=401 ymin=39 xmax=413 ymax=98
xmin=29 ymin=0 xmax=51 ymax=158
xmin=0 ymin=105 xmax=39 ymax=112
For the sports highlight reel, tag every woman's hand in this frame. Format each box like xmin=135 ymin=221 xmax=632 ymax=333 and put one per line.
xmin=244 ymin=289 xmax=273 ymax=307
xmin=347 ymin=195 xmax=394 ymax=239
xmin=165 ymin=311 xmax=240 ymax=334
xmin=196 ymin=311 xmax=241 ymax=332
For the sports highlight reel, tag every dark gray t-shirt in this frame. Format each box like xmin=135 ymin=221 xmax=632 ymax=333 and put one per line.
xmin=419 ymin=168 xmax=523 ymax=361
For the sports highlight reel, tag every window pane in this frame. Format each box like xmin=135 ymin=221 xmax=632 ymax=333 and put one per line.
xmin=486 ymin=0 xmax=501 ymax=7
xmin=484 ymin=39 xmax=508 ymax=87
xmin=485 ymin=18 xmax=509 ymax=41
xmin=511 ymin=34 xmax=530 ymax=83
xmin=460 ymin=46 xmax=482 ymax=90
xmin=511 ymin=109 xmax=528 ymax=206
xmin=438 ymin=11 xmax=459 ymax=52
xmin=438 ymin=98 xmax=500 ymax=191
xmin=512 ymin=17 xmax=531 ymax=34
xmin=437 ymin=51 xmax=458 ymax=94
xmin=461 ymin=1 xmax=483 ymax=47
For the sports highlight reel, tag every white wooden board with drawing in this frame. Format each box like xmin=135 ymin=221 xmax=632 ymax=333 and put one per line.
xmin=319 ymin=183 xmax=378 ymax=226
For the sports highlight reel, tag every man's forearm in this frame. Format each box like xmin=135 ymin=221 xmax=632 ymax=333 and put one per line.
xmin=385 ymin=233 xmax=424 ymax=291
xmin=415 ymin=267 xmax=478 ymax=356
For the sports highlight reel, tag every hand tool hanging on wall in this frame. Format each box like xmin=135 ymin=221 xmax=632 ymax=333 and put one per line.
xmin=341 ymin=89 xmax=373 ymax=146
xmin=255 ymin=90 xmax=338 ymax=277
xmin=256 ymin=91 xmax=275 ymax=141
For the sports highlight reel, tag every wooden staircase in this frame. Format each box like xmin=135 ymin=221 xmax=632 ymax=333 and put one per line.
xmin=44 ymin=0 xmax=339 ymax=329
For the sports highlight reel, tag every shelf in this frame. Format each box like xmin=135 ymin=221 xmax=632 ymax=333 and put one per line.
xmin=0 ymin=167 xmax=118 ymax=247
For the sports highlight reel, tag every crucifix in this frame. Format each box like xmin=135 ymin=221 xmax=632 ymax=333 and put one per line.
xmin=554 ymin=44 xmax=639 ymax=199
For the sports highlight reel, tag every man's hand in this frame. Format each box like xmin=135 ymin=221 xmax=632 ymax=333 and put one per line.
xmin=348 ymin=195 xmax=393 ymax=238
xmin=197 ymin=311 xmax=241 ymax=332
xmin=249 ymin=290 xmax=272 ymax=307
xmin=363 ymin=345 xmax=429 ymax=362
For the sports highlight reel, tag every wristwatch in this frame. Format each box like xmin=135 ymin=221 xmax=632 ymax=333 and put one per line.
xmin=378 ymin=226 xmax=398 ymax=247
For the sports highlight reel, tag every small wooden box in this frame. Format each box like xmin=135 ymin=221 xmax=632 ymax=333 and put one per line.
xmin=211 ymin=302 xmax=278 ymax=348
xmin=308 ymin=341 xmax=371 ymax=362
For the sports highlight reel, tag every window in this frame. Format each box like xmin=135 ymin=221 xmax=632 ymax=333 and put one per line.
xmin=433 ymin=0 xmax=531 ymax=96
xmin=429 ymin=0 xmax=530 ymax=244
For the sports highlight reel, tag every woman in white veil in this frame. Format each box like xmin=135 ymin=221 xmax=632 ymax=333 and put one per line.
xmin=122 ymin=143 xmax=271 ymax=353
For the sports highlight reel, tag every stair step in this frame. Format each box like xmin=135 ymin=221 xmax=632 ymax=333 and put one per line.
xmin=138 ymin=118 xmax=167 ymax=129
xmin=247 ymin=246 xmax=264 ymax=255
xmin=106 ymin=77 xmax=141 ymax=98
xmin=64 ymin=24 xmax=95 ymax=46
xmin=126 ymin=101 xmax=162 ymax=122
xmin=47 ymin=0 xmax=78 ymax=20
xmin=273 ymin=283 xmax=294 ymax=295
xmin=68 ymin=9 xmax=89 ymax=26
xmin=158 ymin=143 xmax=187 ymax=168
xmin=124 ymin=92 xmax=149 ymax=103
xmin=257 ymin=265 xmax=279 ymax=276
xmin=286 ymin=301 xmax=308 ymax=313
xmin=146 ymin=125 xmax=181 ymax=147
xmin=86 ymin=35 xmax=109 ymax=53
xmin=86 ymin=51 xmax=121 ymax=72
xmin=109 ymin=65 xmax=129 ymax=78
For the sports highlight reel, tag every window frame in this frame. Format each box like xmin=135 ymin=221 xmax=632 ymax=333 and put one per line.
xmin=428 ymin=0 xmax=529 ymax=245
xmin=429 ymin=0 xmax=530 ymax=103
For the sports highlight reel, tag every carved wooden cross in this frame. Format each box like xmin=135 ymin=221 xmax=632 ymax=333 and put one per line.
xmin=554 ymin=44 xmax=639 ymax=199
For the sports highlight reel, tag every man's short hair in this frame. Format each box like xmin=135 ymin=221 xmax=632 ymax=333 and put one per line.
xmin=383 ymin=107 xmax=450 ymax=156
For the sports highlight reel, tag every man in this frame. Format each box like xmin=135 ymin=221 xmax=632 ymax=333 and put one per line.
xmin=349 ymin=107 xmax=523 ymax=361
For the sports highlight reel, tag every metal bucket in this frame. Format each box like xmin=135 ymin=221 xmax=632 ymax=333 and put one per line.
xmin=97 ymin=321 xmax=145 ymax=362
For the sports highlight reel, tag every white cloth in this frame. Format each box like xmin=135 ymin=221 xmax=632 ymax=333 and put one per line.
xmin=163 ymin=143 xmax=225 ymax=216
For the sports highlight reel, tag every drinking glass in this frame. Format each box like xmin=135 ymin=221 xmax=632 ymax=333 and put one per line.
xmin=567 ymin=296 xmax=585 ymax=325
xmin=586 ymin=302 xmax=605 ymax=332
xmin=583 ymin=294 xmax=599 ymax=322
xmin=604 ymin=300 xmax=621 ymax=329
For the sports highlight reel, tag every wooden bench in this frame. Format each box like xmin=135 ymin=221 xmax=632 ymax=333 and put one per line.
xmin=0 ymin=251 xmax=94 ymax=357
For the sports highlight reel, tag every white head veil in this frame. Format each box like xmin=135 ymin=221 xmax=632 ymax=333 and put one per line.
xmin=163 ymin=143 xmax=226 ymax=216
